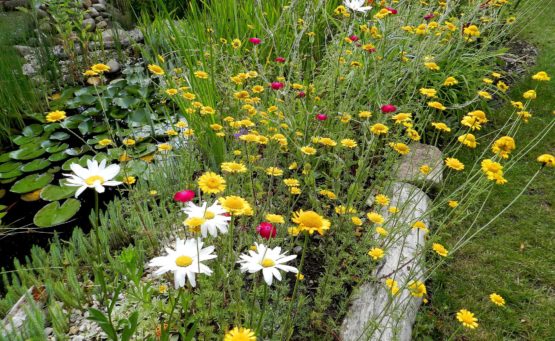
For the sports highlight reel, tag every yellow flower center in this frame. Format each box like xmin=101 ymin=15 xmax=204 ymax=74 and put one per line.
xmin=175 ymin=255 xmax=193 ymax=267
xmin=261 ymin=258 xmax=275 ymax=268
xmin=223 ymin=197 xmax=244 ymax=210
xmin=297 ymin=211 xmax=323 ymax=228
xmin=204 ymin=210 xmax=215 ymax=219
xmin=85 ymin=175 xmax=105 ymax=186
xmin=185 ymin=217 xmax=205 ymax=227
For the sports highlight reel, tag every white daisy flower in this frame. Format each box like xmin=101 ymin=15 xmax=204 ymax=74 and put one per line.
xmin=64 ymin=159 xmax=122 ymax=197
xmin=344 ymin=0 xmax=372 ymax=13
xmin=238 ymin=243 xmax=298 ymax=286
xmin=182 ymin=201 xmax=231 ymax=238
xmin=148 ymin=238 xmax=217 ymax=288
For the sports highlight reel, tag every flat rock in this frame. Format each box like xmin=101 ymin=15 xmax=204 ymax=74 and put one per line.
xmin=341 ymin=182 xmax=431 ymax=341
xmin=393 ymin=143 xmax=443 ymax=190
xmin=82 ymin=18 xmax=96 ymax=31
xmin=106 ymin=59 xmax=120 ymax=73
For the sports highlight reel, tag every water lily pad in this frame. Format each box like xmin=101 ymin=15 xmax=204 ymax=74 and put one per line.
xmin=0 ymin=177 xmax=18 ymax=184
xmin=33 ymin=199 xmax=81 ymax=227
xmin=0 ymin=153 xmax=11 ymax=163
xmin=10 ymin=173 xmax=54 ymax=194
xmin=92 ymin=125 xmax=108 ymax=133
xmin=44 ymin=123 xmax=61 ymax=133
xmin=62 ymin=157 xmax=79 ymax=171
xmin=9 ymin=146 xmax=46 ymax=160
xmin=13 ymin=135 xmax=39 ymax=146
xmin=78 ymin=120 xmax=93 ymax=135
xmin=22 ymin=124 xmax=43 ymax=137
xmin=46 ymin=143 xmax=69 ymax=154
xmin=123 ymin=160 xmax=148 ymax=176
xmin=66 ymin=145 xmax=91 ymax=156
xmin=40 ymin=184 xmax=77 ymax=201
xmin=0 ymin=168 xmax=22 ymax=179
xmin=50 ymin=131 xmax=70 ymax=141
xmin=20 ymin=159 xmax=51 ymax=172
xmin=0 ymin=162 xmax=22 ymax=173
xmin=60 ymin=115 xmax=85 ymax=129
xmin=48 ymin=152 xmax=69 ymax=162
xmin=40 ymin=140 xmax=56 ymax=148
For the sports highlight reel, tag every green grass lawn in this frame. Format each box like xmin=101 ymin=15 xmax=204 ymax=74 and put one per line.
xmin=415 ymin=1 xmax=555 ymax=339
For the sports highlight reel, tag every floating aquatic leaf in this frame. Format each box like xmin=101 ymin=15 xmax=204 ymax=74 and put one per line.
xmin=40 ymin=184 xmax=77 ymax=201
xmin=10 ymin=173 xmax=54 ymax=194
xmin=33 ymin=199 xmax=81 ymax=227
xmin=9 ymin=146 xmax=46 ymax=160
xmin=20 ymin=159 xmax=51 ymax=172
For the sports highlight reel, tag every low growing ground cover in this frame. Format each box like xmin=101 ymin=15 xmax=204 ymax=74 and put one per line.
xmin=0 ymin=0 xmax=554 ymax=340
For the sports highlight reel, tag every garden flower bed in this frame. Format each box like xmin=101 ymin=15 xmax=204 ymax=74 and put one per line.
xmin=1 ymin=0 xmax=554 ymax=340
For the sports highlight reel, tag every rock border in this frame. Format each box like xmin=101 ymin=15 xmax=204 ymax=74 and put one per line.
xmin=341 ymin=143 xmax=442 ymax=341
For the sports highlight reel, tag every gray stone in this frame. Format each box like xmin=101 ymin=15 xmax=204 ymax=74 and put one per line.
xmin=13 ymin=45 xmax=34 ymax=57
xmin=106 ymin=59 xmax=120 ymax=73
xmin=38 ymin=21 xmax=53 ymax=33
xmin=81 ymin=0 xmax=92 ymax=8
xmin=88 ymin=7 xmax=99 ymax=16
xmin=341 ymin=182 xmax=431 ymax=341
xmin=96 ymin=20 xmax=108 ymax=29
xmin=102 ymin=28 xmax=143 ymax=48
xmin=393 ymin=143 xmax=443 ymax=190
xmin=82 ymin=18 xmax=96 ymax=31
xmin=21 ymin=63 xmax=36 ymax=76
xmin=4 ymin=0 xmax=29 ymax=10
xmin=92 ymin=3 xmax=105 ymax=11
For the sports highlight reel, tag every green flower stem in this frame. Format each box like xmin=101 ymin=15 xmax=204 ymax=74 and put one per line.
xmin=281 ymin=232 xmax=309 ymax=340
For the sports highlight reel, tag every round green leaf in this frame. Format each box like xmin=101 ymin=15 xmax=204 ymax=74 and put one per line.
xmin=0 ymin=168 xmax=22 ymax=179
xmin=50 ymin=131 xmax=70 ymax=141
xmin=22 ymin=124 xmax=43 ymax=137
xmin=9 ymin=146 xmax=46 ymax=160
xmin=20 ymin=159 xmax=51 ymax=172
xmin=62 ymin=157 xmax=79 ymax=171
xmin=123 ymin=160 xmax=147 ymax=176
xmin=10 ymin=173 xmax=54 ymax=193
xmin=0 ymin=153 xmax=11 ymax=162
xmin=0 ymin=162 xmax=22 ymax=173
xmin=40 ymin=184 xmax=77 ymax=201
xmin=48 ymin=151 xmax=69 ymax=162
xmin=33 ymin=199 xmax=81 ymax=227
xmin=46 ymin=143 xmax=69 ymax=154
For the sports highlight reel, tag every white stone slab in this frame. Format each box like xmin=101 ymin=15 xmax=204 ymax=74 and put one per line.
xmin=341 ymin=182 xmax=431 ymax=341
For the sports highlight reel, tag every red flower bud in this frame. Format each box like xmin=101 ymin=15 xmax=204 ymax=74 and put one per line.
xmin=316 ymin=113 xmax=328 ymax=121
xmin=271 ymin=82 xmax=284 ymax=90
xmin=380 ymin=104 xmax=397 ymax=113
xmin=297 ymin=91 xmax=306 ymax=98
xmin=174 ymin=189 xmax=195 ymax=203
xmin=386 ymin=7 xmax=398 ymax=14
xmin=275 ymin=57 xmax=286 ymax=63
xmin=256 ymin=222 xmax=276 ymax=239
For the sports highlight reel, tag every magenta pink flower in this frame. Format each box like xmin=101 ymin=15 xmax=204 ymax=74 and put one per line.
xmin=249 ymin=37 xmax=262 ymax=45
xmin=174 ymin=189 xmax=195 ymax=203
xmin=297 ymin=91 xmax=306 ymax=98
xmin=256 ymin=222 xmax=276 ymax=239
xmin=271 ymin=82 xmax=284 ymax=90
xmin=424 ymin=13 xmax=434 ymax=21
xmin=386 ymin=7 xmax=398 ymax=14
xmin=349 ymin=35 xmax=359 ymax=42
xmin=381 ymin=104 xmax=397 ymax=113
xmin=316 ymin=113 xmax=328 ymax=121
xmin=275 ymin=57 xmax=286 ymax=63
